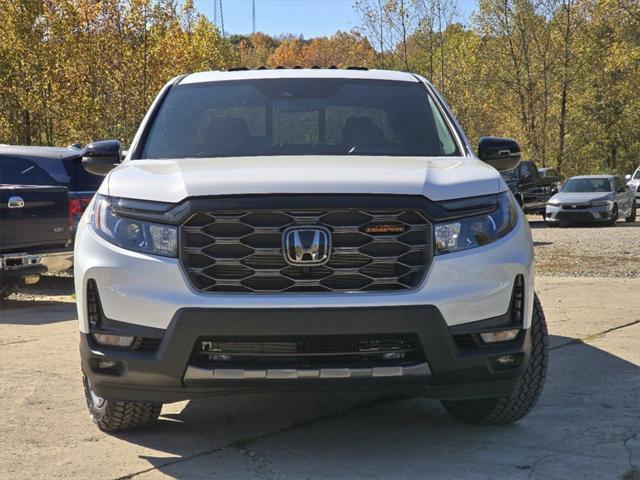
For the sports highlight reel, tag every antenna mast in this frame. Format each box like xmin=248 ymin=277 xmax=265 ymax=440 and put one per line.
xmin=214 ymin=0 xmax=225 ymax=38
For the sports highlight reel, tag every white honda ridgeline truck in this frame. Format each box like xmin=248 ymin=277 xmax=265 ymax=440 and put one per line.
xmin=76 ymin=68 xmax=548 ymax=431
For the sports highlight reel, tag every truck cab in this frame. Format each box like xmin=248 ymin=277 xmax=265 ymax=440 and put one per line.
xmin=501 ymin=160 xmax=559 ymax=216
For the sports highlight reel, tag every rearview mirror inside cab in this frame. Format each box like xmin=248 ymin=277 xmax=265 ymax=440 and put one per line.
xmin=478 ymin=137 xmax=521 ymax=171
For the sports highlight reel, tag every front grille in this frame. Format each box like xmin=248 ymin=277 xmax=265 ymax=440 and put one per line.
xmin=556 ymin=211 xmax=595 ymax=222
xmin=190 ymin=334 xmax=424 ymax=369
xmin=561 ymin=204 xmax=590 ymax=210
xmin=180 ymin=208 xmax=432 ymax=293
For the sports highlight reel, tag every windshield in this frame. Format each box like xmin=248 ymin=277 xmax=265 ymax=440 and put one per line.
xmin=634 ymin=169 xmax=640 ymax=180
xmin=562 ymin=178 xmax=613 ymax=193
xmin=140 ymin=79 xmax=460 ymax=159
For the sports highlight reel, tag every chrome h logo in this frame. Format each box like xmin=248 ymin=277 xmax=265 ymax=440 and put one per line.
xmin=283 ymin=227 xmax=331 ymax=265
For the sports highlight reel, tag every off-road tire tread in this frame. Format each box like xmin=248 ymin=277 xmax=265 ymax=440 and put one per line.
xmin=83 ymin=375 xmax=162 ymax=432
xmin=0 ymin=284 xmax=15 ymax=301
xmin=608 ymin=204 xmax=618 ymax=226
xmin=442 ymin=294 xmax=548 ymax=425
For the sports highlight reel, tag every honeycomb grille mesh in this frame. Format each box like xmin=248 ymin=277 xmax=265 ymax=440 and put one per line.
xmin=180 ymin=208 xmax=432 ymax=293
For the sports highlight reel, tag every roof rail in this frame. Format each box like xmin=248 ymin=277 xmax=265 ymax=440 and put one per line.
xmin=225 ymin=66 xmax=370 ymax=72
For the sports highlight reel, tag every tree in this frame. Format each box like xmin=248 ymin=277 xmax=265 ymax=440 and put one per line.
xmin=354 ymin=0 xmax=390 ymax=67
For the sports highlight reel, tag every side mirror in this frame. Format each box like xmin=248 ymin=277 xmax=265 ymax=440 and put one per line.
xmin=82 ymin=140 xmax=122 ymax=176
xmin=625 ymin=174 xmax=631 ymax=181
xmin=478 ymin=137 xmax=521 ymax=171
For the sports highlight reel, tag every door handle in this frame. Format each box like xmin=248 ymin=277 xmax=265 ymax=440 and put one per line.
xmin=8 ymin=196 xmax=25 ymax=208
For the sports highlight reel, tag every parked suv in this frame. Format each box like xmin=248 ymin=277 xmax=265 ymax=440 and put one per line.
xmin=75 ymin=69 xmax=548 ymax=431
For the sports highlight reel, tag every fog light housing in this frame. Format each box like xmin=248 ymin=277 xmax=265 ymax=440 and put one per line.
xmin=89 ymin=357 xmax=124 ymax=375
xmin=93 ymin=333 xmax=135 ymax=348
xmin=479 ymin=329 xmax=519 ymax=344
xmin=98 ymin=359 xmax=117 ymax=370
xmin=489 ymin=353 xmax=524 ymax=371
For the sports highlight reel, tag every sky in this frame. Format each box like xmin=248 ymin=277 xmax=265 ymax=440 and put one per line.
xmin=192 ymin=0 xmax=478 ymax=38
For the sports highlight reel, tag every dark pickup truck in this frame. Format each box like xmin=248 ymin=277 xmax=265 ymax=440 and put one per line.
xmin=500 ymin=160 xmax=562 ymax=217
xmin=0 ymin=145 xmax=101 ymax=234
xmin=0 ymin=184 xmax=72 ymax=299
xmin=0 ymin=144 xmax=101 ymax=300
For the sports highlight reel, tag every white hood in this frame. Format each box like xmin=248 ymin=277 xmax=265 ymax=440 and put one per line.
xmin=102 ymin=156 xmax=504 ymax=203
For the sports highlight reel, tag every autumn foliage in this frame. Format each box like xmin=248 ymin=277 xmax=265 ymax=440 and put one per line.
xmin=1 ymin=0 xmax=638 ymax=176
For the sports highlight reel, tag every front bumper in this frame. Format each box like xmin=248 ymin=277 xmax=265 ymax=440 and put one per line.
xmin=545 ymin=204 xmax=613 ymax=223
xmin=75 ymin=197 xmax=534 ymax=403
xmin=74 ymin=207 xmax=534 ymax=333
xmin=81 ymin=304 xmax=530 ymax=403
xmin=1 ymin=249 xmax=72 ymax=283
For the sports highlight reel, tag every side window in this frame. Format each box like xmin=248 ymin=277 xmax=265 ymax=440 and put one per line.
xmin=520 ymin=162 xmax=532 ymax=179
xmin=530 ymin=163 xmax=540 ymax=178
xmin=427 ymin=96 xmax=457 ymax=155
xmin=0 ymin=157 xmax=59 ymax=185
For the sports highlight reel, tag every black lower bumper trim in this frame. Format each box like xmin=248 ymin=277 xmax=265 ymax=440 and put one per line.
xmin=81 ymin=305 xmax=531 ymax=403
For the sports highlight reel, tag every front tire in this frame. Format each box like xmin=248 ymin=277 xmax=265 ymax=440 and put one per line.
xmin=83 ymin=373 xmax=162 ymax=432
xmin=608 ymin=204 xmax=618 ymax=226
xmin=441 ymin=294 xmax=548 ymax=425
xmin=625 ymin=202 xmax=636 ymax=222
xmin=0 ymin=284 xmax=15 ymax=301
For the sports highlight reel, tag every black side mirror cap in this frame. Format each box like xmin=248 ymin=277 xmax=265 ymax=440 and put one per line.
xmin=478 ymin=137 xmax=521 ymax=171
xmin=82 ymin=140 xmax=122 ymax=176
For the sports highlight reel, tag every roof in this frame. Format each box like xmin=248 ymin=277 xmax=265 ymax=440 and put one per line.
xmin=0 ymin=145 xmax=81 ymax=161
xmin=180 ymin=68 xmax=419 ymax=85
xmin=0 ymin=145 xmax=82 ymax=183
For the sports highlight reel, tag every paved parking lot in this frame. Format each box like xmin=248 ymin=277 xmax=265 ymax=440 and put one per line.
xmin=1 ymin=219 xmax=639 ymax=479
xmin=1 ymin=275 xmax=638 ymax=480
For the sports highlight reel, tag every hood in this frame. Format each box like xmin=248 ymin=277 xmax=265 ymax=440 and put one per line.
xmin=103 ymin=156 xmax=504 ymax=203
xmin=551 ymin=192 xmax=613 ymax=204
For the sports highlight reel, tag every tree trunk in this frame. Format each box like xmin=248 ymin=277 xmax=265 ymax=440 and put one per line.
xmin=22 ymin=110 xmax=31 ymax=145
xmin=557 ymin=0 xmax=573 ymax=175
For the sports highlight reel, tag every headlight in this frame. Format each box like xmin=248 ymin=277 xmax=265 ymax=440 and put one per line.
xmin=91 ymin=194 xmax=178 ymax=257
xmin=547 ymin=199 xmax=561 ymax=206
xmin=434 ymin=191 xmax=517 ymax=254
xmin=590 ymin=200 xmax=613 ymax=208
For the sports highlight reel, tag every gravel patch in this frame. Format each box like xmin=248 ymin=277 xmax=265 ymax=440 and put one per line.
xmin=3 ymin=275 xmax=75 ymax=305
xmin=530 ymin=214 xmax=640 ymax=277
